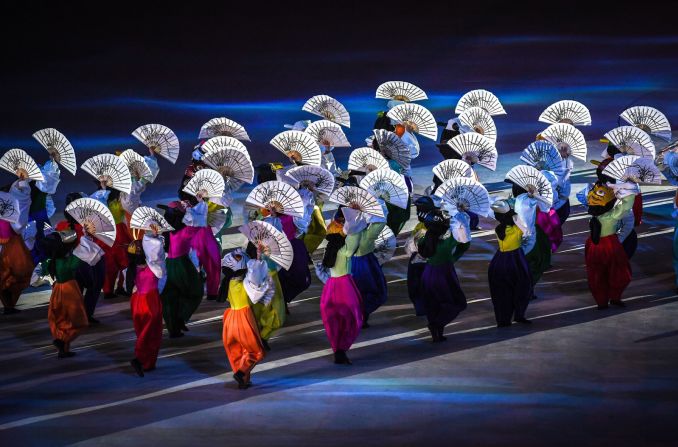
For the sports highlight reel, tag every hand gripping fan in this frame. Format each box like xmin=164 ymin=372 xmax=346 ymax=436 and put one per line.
xmin=458 ymin=107 xmax=497 ymax=143
xmin=433 ymin=159 xmax=474 ymax=182
xmin=373 ymin=225 xmax=397 ymax=265
xmin=32 ymin=128 xmax=77 ymax=175
xmin=286 ymin=165 xmax=335 ymax=197
xmin=119 ymin=149 xmax=153 ymax=182
xmin=0 ymin=191 xmax=21 ymax=224
xmin=520 ymin=141 xmax=565 ymax=177
xmin=604 ymin=126 xmax=656 ymax=158
xmin=302 ymin=95 xmax=351 ymax=128
xmin=182 ymin=169 xmax=225 ymax=199
xmin=198 ymin=117 xmax=251 ymax=141
xmin=246 ymin=181 xmax=305 ymax=217
xmin=305 ymin=120 xmax=351 ymax=148
xmin=239 ymin=220 xmax=294 ymax=270
xmin=130 ymin=206 xmax=174 ymax=233
xmin=375 ymin=81 xmax=428 ymax=102
xmin=538 ymin=100 xmax=592 ymax=126
xmin=81 ymin=154 xmax=132 ymax=194
xmin=0 ymin=149 xmax=44 ymax=181
xmin=270 ymin=131 xmax=322 ymax=166
xmin=372 ymin=129 xmax=411 ymax=169
xmin=505 ymin=165 xmax=554 ymax=207
xmin=433 ymin=177 xmax=491 ymax=216
xmin=446 ymin=133 xmax=498 ymax=171
xmin=348 ymin=147 xmax=389 ymax=172
xmin=602 ymin=155 xmax=662 ymax=185
xmin=455 ymin=89 xmax=506 ymax=116
xmin=328 ymin=186 xmax=385 ymax=218
xmin=132 ymin=124 xmax=180 ymax=164
xmin=386 ymin=103 xmax=437 ymax=141
xmin=65 ymin=198 xmax=117 ymax=246
xmin=540 ymin=123 xmax=587 ymax=161
xmin=620 ymin=106 xmax=672 ymax=141
xmin=359 ymin=168 xmax=409 ymax=209
xmin=202 ymin=147 xmax=254 ymax=183
xmin=200 ymin=136 xmax=249 ymax=157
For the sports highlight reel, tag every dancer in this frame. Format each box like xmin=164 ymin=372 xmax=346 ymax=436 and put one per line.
xmin=405 ymin=196 xmax=438 ymax=316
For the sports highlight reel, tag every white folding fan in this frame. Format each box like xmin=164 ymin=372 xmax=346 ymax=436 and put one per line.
xmin=270 ymin=131 xmax=322 ymax=166
xmin=305 ymin=120 xmax=351 ymax=148
xmin=386 ymin=103 xmax=437 ymax=141
xmin=373 ymin=225 xmax=397 ymax=265
xmin=505 ymin=165 xmax=554 ymax=207
xmin=239 ymin=220 xmax=294 ymax=270
xmin=65 ymin=198 xmax=117 ymax=246
xmin=347 ymin=147 xmax=390 ymax=172
xmin=359 ymin=168 xmax=409 ymax=209
xmin=0 ymin=149 xmax=44 ymax=181
xmin=458 ymin=106 xmax=497 ymax=144
xmin=81 ymin=154 xmax=132 ymax=194
xmin=132 ymin=124 xmax=180 ymax=164
xmin=207 ymin=209 xmax=229 ymax=235
xmin=246 ymin=181 xmax=305 ymax=217
xmin=202 ymin=147 xmax=254 ymax=183
xmin=182 ymin=169 xmax=225 ymax=199
xmin=604 ymin=126 xmax=656 ymax=158
xmin=446 ymin=133 xmax=498 ymax=171
xmin=372 ymin=129 xmax=411 ymax=169
xmin=119 ymin=149 xmax=153 ymax=182
xmin=285 ymin=165 xmax=335 ymax=197
xmin=433 ymin=177 xmax=491 ymax=217
xmin=520 ymin=141 xmax=565 ymax=177
xmin=602 ymin=155 xmax=663 ymax=185
xmin=328 ymin=186 xmax=385 ymax=218
xmin=375 ymin=81 xmax=428 ymax=102
xmin=32 ymin=128 xmax=77 ymax=175
xmin=455 ymin=89 xmax=506 ymax=116
xmin=129 ymin=206 xmax=174 ymax=233
xmin=433 ymin=159 xmax=474 ymax=182
xmin=538 ymin=100 xmax=592 ymax=126
xmin=0 ymin=192 xmax=21 ymax=224
xmin=200 ymin=136 xmax=249 ymax=157
xmin=540 ymin=123 xmax=588 ymax=161
xmin=620 ymin=106 xmax=672 ymax=141
xmin=198 ymin=117 xmax=251 ymax=142
xmin=302 ymin=95 xmax=351 ymax=128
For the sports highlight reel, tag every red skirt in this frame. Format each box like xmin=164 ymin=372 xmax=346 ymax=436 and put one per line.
xmin=0 ymin=233 xmax=34 ymax=309
xmin=131 ymin=289 xmax=163 ymax=370
xmin=48 ymin=280 xmax=89 ymax=344
xmin=585 ymin=235 xmax=631 ymax=306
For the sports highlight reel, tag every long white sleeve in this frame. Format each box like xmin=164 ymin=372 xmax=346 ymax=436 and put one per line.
xmin=35 ymin=160 xmax=61 ymax=194
xmin=142 ymin=234 xmax=166 ymax=279
xmin=182 ymin=201 xmax=208 ymax=227
xmin=9 ymin=179 xmax=31 ymax=233
xmin=243 ymin=259 xmax=274 ymax=305
xmin=73 ymin=236 xmax=105 ymax=266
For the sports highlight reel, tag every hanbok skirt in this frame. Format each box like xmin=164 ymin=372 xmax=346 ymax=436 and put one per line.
xmin=0 ymin=233 xmax=34 ymax=309
xmin=537 ymin=208 xmax=563 ymax=253
xmin=407 ymin=254 xmax=427 ymax=316
xmin=278 ymin=239 xmax=311 ymax=303
xmin=488 ymin=248 xmax=533 ymax=325
xmin=252 ymin=271 xmax=286 ymax=340
xmin=351 ymin=252 xmax=387 ymax=317
xmin=161 ymin=255 xmax=203 ymax=334
xmin=131 ymin=288 xmax=163 ymax=370
xmin=420 ymin=263 xmax=467 ymax=329
xmin=301 ymin=206 xmax=327 ymax=255
xmin=585 ymin=234 xmax=631 ymax=306
xmin=48 ymin=279 xmax=88 ymax=344
xmin=223 ymin=306 xmax=265 ymax=377
xmin=525 ymin=226 xmax=551 ymax=287
xmin=320 ymin=274 xmax=363 ymax=352
xmin=386 ymin=198 xmax=411 ymax=236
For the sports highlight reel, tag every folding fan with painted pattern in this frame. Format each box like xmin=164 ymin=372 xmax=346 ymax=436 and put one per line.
xmin=458 ymin=107 xmax=497 ymax=144
xmin=239 ymin=220 xmax=294 ymax=270
xmin=433 ymin=159 xmax=474 ymax=182
xmin=285 ymin=165 xmax=335 ymax=197
xmin=328 ymin=186 xmax=385 ymax=218
xmin=375 ymin=81 xmax=428 ymax=102
xmin=81 ymin=154 xmax=132 ymax=194
xmin=132 ymin=124 xmax=180 ymax=164
xmin=129 ymin=206 xmax=174 ymax=233
xmin=620 ymin=106 xmax=672 ymax=141
xmin=604 ymin=126 xmax=656 ymax=158
xmin=0 ymin=149 xmax=44 ymax=181
xmin=538 ymin=100 xmax=592 ymax=126
xmin=455 ymin=89 xmax=506 ymax=116
xmin=202 ymin=147 xmax=254 ymax=183
xmin=119 ymin=149 xmax=153 ymax=182
xmin=305 ymin=120 xmax=351 ymax=148
xmin=32 ymin=128 xmax=77 ymax=175
xmin=359 ymin=168 xmax=409 ymax=209
xmin=201 ymin=136 xmax=249 ymax=157
xmin=246 ymin=181 xmax=305 ymax=217
xmin=433 ymin=177 xmax=491 ymax=217
xmin=505 ymin=165 xmax=554 ymax=207
xmin=65 ymin=198 xmax=117 ymax=246
xmin=348 ymin=147 xmax=390 ymax=173
xmin=182 ymin=169 xmax=225 ymax=199
xmin=386 ymin=103 xmax=437 ymax=141
xmin=602 ymin=155 xmax=662 ymax=185
xmin=540 ymin=123 xmax=588 ymax=161
xmin=302 ymin=95 xmax=351 ymax=128
xmin=0 ymin=192 xmax=21 ymax=224
xmin=270 ymin=131 xmax=322 ymax=166
xmin=446 ymin=133 xmax=498 ymax=171
xmin=198 ymin=117 xmax=251 ymax=142
xmin=520 ymin=141 xmax=564 ymax=177
xmin=372 ymin=129 xmax=411 ymax=169
xmin=373 ymin=225 xmax=396 ymax=265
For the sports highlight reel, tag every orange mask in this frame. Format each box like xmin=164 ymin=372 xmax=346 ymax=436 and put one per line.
xmin=587 ymin=184 xmax=615 ymax=207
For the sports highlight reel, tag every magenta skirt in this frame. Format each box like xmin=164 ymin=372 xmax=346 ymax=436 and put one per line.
xmin=320 ymin=274 xmax=363 ymax=352
xmin=536 ymin=208 xmax=563 ymax=253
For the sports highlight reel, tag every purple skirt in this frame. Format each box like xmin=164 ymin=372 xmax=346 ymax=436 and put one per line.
xmin=407 ymin=254 xmax=427 ymax=316
xmin=278 ymin=238 xmax=311 ymax=303
xmin=420 ymin=263 xmax=467 ymax=328
xmin=488 ymin=248 xmax=533 ymax=325
xmin=320 ymin=275 xmax=363 ymax=352
xmin=351 ymin=252 xmax=387 ymax=316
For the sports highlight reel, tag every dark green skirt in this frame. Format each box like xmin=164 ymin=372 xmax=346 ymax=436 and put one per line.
xmin=525 ymin=226 xmax=551 ymax=286
xmin=161 ymin=255 xmax=204 ymax=334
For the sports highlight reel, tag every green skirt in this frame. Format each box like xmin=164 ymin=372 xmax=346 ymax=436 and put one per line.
xmin=161 ymin=255 xmax=204 ymax=334
xmin=525 ymin=226 xmax=551 ymax=286
xmin=252 ymin=270 xmax=286 ymax=341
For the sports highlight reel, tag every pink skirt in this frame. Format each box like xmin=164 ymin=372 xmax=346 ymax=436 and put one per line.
xmin=320 ymin=275 xmax=363 ymax=352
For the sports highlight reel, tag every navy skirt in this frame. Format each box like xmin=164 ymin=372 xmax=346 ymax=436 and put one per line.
xmin=278 ymin=238 xmax=311 ymax=303
xmin=488 ymin=248 xmax=532 ymax=325
xmin=351 ymin=252 xmax=388 ymax=316
xmin=420 ymin=263 xmax=467 ymax=328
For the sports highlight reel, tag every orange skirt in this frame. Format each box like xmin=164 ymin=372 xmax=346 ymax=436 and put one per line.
xmin=48 ymin=280 xmax=88 ymax=344
xmin=222 ymin=307 xmax=265 ymax=379
xmin=0 ymin=234 xmax=34 ymax=308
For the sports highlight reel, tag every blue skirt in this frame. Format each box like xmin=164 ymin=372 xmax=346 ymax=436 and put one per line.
xmin=351 ymin=252 xmax=387 ymax=316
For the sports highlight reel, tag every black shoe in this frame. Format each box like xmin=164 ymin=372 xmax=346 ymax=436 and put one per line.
xmin=334 ymin=350 xmax=352 ymax=365
xmin=58 ymin=350 xmax=76 ymax=358
xmin=285 ymin=302 xmax=290 ymax=315
xmin=597 ymin=304 xmax=609 ymax=310
xmin=168 ymin=331 xmax=184 ymax=338
xmin=2 ymin=307 xmax=21 ymax=315
xmin=88 ymin=316 xmax=100 ymax=325
xmin=180 ymin=322 xmax=190 ymax=332
xmin=206 ymin=294 xmax=218 ymax=301
xmin=262 ymin=339 xmax=271 ymax=351
xmin=497 ymin=322 xmax=512 ymax=327
xmin=115 ymin=287 xmax=131 ymax=297
xmin=52 ymin=339 xmax=65 ymax=354
xmin=233 ymin=371 xmax=247 ymax=389
xmin=130 ymin=358 xmax=145 ymax=377
xmin=103 ymin=293 xmax=116 ymax=300
xmin=514 ymin=317 xmax=532 ymax=325
xmin=610 ymin=300 xmax=626 ymax=307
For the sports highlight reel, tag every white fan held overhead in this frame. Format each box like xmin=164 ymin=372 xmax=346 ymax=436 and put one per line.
xmin=65 ymin=198 xmax=117 ymax=246
xmin=359 ymin=168 xmax=409 ymax=209
xmin=0 ymin=149 xmax=44 ymax=181
xmin=347 ymin=147 xmax=389 ymax=173
xmin=32 ymin=128 xmax=77 ymax=175
xmin=375 ymin=81 xmax=428 ymax=102
xmin=132 ymin=124 xmax=180 ymax=164
xmin=81 ymin=154 xmax=132 ymax=194
xmin=432 ymin=159 xmax=475 ymax=182
xmin=386 ymin=103 xmax=437 ymax=141
xmin=202 ymin=147 xmax=254 ymax=184
xmin=201 ymin=136 xmax=249 ymax=157
xmin=305 ymin=120 xmax=351 ymax=148
xmin=372 ymin=129 xmax=411 ymax=169
xmin=620 ymin=106 xmax=672 ymax=141
xmin=433 ymin=177 xmax=491 ymax=217
xmin=446 ymin=133 xmax=498 ymax=171
xmin=246 ymin=181 xmax=305 ymax=217
xmin=239 ymin=220 xmax=294 ymax=270
xmin=198 ymin=117 xmax=251 ymax=141
xmin=182 ymin=169 xmax=225 ymax=199
xmin=455 ymin=89 xmax=506 ymax=116
xmin=538 ymin=100 xmax=592 ymax=126
xmin=505 ymin=165 xmax=554 ymax=207
xmin=285 ymin=165 xmax=335 ymax=197
xmin=604 ymin=126 xmax=656 ymax=158
xmin=129 ymin=206 xmax=174 ymax=233
xmin=119 ymin=149 xmax=153 ymax=183
xmin=270 ymin=131 xmax=322 ymax=166
xmin=328 ymin=186 xmax=385 ymax=218
xmin=540 ymin=123 xmax=588 ymax=162
xmin=302 ymin=95 xmax=351 ymax=128
xmin=373 ymin=225 xmax=397 ymax=265
xmin=602 ymin=155 xmax=663 ymax=185
xmin=458 ymin=107 xmax=497 ymax=144
xmin=520 ymin=141 xmax=565 ymax=177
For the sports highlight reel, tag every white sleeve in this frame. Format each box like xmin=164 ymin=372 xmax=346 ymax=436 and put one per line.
xmin=142 ymin=234 xmax=166 ymax=279
xmin=450 ymin=211 xmax=472 ymax=244
xmin=73 ymin=236 xmax=105 ymax=266
xmin=401 ymin=130 xmax=420 ymax=159
xmin=513 ymin=193 xmax=537 ymax=237
xmin=120 ymin=180 xmax=146 ymax=214
xmin=9 ymin=179 xmax=31 ymax=233
xmin=144 ymin=155 xmax=160 ymax=183
xmin=243 ymin=259 xmax=273 ymax=304
xmin=35 ymin=160 xmax=61 ymax=194
xmin=89 ymin=189 xmax=111 ymax=205
xmin=293 ymin=188 xmax=315 ymax=235
xmin=182 ymin=201 xmax=208 ymax=227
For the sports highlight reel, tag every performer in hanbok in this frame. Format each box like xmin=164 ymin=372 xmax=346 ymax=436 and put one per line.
xmin=28 ymin=159 xmax=60 ymax=264
xmin=405 ymin=196 xmax=438 ymax=317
